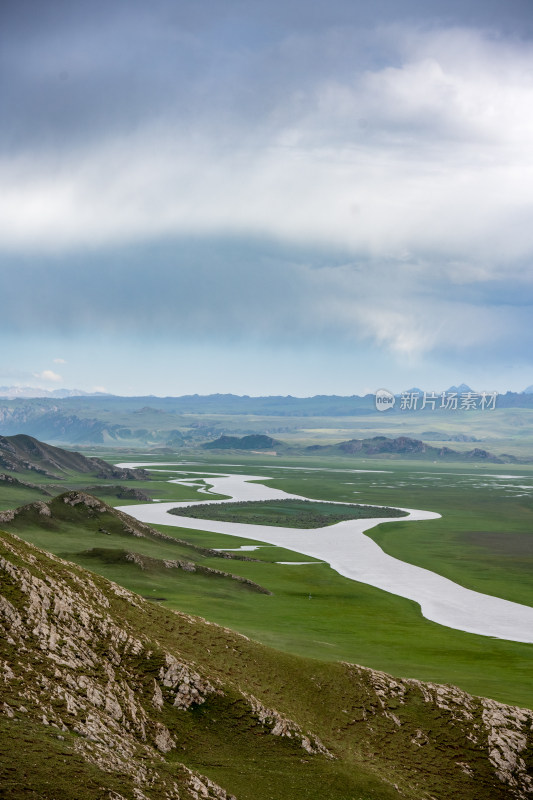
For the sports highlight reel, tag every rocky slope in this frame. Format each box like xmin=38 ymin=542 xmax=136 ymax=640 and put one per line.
xmin=0 ymin=472 xmax=51 ymax=495
xmin=1 ymin=528 xmax=532 ymax=799
xmin=0 ymin=434 xmax=149 ymax=479
xmin=0 ymin=490 xmax=270 ymax=594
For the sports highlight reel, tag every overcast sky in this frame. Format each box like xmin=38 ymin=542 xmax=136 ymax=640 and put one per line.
xmin=1 ymin=0 xmax=532 ymax=396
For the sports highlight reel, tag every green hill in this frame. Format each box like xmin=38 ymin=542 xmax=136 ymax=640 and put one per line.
xmin=0 ymin=433 xmax=149 ymax=479
xmin=0 ymin=490 xmax=268 ymax=594
xmin=0 ymin=471 xmax=51 ymax=495
xmin=2 ymin=527 xmax=533 ymax=800
xmin=200 ymin=433 xmax=520 ymax=462
xmin=3 ymin=486 xmax=533 ymax=715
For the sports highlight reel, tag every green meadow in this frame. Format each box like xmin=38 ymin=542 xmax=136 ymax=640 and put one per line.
xmin=169 ymin=498 xmax=407 ymax=526
xmin=262 ymin=462 xmax=533 ymax=607
xmin=0 ymin=470 xmax=227 ymax=512
xmin=3 ymin=452 xmax=533 ymax=710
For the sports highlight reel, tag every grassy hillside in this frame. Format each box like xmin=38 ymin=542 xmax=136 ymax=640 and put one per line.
xmin=0 ymin=432 xmax=151 ymax=478
xmin=2 ymin=483 xmax=533 ymax=711
xmin=2 ymin=527 xmax=533 ymax=800
xmin=0 ymin=435 xmax=229 ymax=510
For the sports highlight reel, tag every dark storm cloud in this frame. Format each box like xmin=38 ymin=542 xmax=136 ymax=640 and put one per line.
xmin=0 ymin=237 xmax=531 ymax=366
xmin=0 ymin=238 xmax=333 ymax=338
xmin=1 ymin=0 xmax=533 ymax=370
xmin=1 ymin=0 xmax=532 ymax=154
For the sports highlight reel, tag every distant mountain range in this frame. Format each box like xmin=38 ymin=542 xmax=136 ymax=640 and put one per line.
xmin=0 ymin=383 xmax=532 ymax=400
xmin=203 ymin=433 xmax=525 ymax=463
xmin=0 ymin=386 xmax=109 ymax=399
xmin=306 ymin=435 xmax=520 ymax=462
xmin=0 ymin=388 xmax=532 ymax=445
xmin=445 ymin=383 xmax=473 ymax=393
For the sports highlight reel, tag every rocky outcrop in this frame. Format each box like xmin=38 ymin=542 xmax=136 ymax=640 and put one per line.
xmin=86 ymin=484 xmax=153 ymax=501
xmin=482 ymin=699 xmax=533 ymax=795
xmin=341 ymin=664 xmax=533 ymax=800
xmin=244 ymin=693 xmax=333 ymax=757
xmin=0 ymin=499 xmax=52 ymax=523
xmin=62 ymin=491 xmax=108 ymax=510
xmin=121 ymin=551 xmax=272 ymax=594
xmin=0 ymin=472 xmax=52 ymax=494
xmin=0 ymin=540 xmax=233 ymax=799
xmin=183 ymin=768 xmax=237 ymax=800
xmin=0 ymin=530 xmax=330 ymax=799
xmin=2 ymin=527 xmax=533 ymax=800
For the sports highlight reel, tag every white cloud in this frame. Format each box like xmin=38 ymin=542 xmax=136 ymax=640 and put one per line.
xmin=0 ymin=25 xmax=532 ymax=369
xmin=0 ymin=27 xmax=532 ymax=271
xmin=295 ymin=260 xmax=529 ymax=359
xmin=34 ymin=370 xmax=62 ymax=383
xmin=53 ymin=357 xmax=66 ymax=364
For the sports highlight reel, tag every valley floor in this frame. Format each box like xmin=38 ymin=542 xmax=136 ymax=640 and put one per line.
xmin=117 ymin=466 xmax=533 ymax=643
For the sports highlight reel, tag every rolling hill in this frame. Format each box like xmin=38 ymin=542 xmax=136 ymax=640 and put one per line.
xmin=1 ymin=526 xmax=532 ymax=800
xmin=200 ymin=433 xmax=523 ymax=462
xmin=0 ymin=433 xmax=149 ymax=479
xmin=0 ymin=490 xmax=270 ymax=595
xmin=306 ymin=435 xmax=518 ymax=462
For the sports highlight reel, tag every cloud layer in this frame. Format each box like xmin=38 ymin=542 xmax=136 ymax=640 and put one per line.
xmin=2 ymin=26 xmax=533 ymax=261
xmin=1 ymin=238 xmax=531 ymax=364
xmin=1 ymin=1 xmax=532 ymax=379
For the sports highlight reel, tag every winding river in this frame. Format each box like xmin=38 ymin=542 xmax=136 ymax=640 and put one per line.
xmin=116 ymin=464 xmax=533 ymax=644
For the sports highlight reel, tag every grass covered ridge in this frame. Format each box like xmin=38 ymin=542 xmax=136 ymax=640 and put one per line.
xmin=2 ymin=477 xmax=533 ymax=710
xmin=2 ymin=526 xmax=533 ymax=800
xmin=169 ymin=498 xmax=407 ymax=528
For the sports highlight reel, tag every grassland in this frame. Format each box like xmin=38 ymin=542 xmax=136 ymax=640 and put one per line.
xmin=0 ymin=468 xmax=227 ymax=512
xmin=169 ymin=498 xmax=407 ymax=527
xmin=3 ymin=451 xmax=533 ymax=710
xmin=7 ymin=525 xmax=526 ymax=800
xmin=0 ymin=482 xmax=53 ymax=511
xmin=262 ymin=461 xmax=533 ymax=608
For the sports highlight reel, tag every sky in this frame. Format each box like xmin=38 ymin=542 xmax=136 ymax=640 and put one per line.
xmin=1 ymin=0 xmax=533 ymax=396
